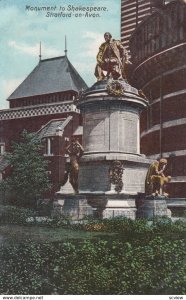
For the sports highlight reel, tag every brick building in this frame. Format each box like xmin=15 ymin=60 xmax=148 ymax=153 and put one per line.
xmin=121 ymin=0 xmax=175 ymax=52
xmin=121 ymin=0 xmax=152 ymax=52
xmin=0 ymin=55 xmax=87 ymax=194
xmin=129 ymin=0 xmax=186 ymax=197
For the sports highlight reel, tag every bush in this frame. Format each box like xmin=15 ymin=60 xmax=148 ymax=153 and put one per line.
xmin=74 ymin=216 xmax=185 ymax=238
xmin=0 ymin=235 xmax=185 ymax=295
xmin=0 ymin=205 xmax=36 ymax=225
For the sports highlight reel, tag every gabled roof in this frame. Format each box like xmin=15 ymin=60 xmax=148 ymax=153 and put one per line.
xmin=36 ymin=116 xmax=73 ymax=140
xmin=8 ymin=56 xmax=88 ymax=100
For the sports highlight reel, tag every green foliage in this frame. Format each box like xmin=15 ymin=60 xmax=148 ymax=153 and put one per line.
xmin=0 ymin=205 xmax=36 ymax=225
xmin=0 ymin=236 xmax=185 ymax=295
xmin=0 ymin=216 xmax=185 ymax=294
xmin=48 ymin=215 xmax=72 ymax=228
xmin=1 ymin=130 xmax=51 ymax=207
xmin=73 ymin=216 xmax=186 ymax=241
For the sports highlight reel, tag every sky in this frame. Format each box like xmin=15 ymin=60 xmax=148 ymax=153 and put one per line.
xmin=0 ymin=0 xmax=121 ymax=109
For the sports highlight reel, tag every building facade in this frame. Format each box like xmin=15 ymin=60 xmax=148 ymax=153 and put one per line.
xmin=121 ymin=0 xmax=152 ymax=51
xmin=0 ymin=55 xmax=87 ymax=195
xmin=121 ymin=0 xmax=176 ymax=51
xmin=129 ymin=0 xmax=186 ymax=197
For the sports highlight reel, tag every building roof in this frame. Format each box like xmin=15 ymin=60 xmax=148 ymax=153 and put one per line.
xmin=8 ymin=56 xmax=88 ymax=100
xmin=73 ymin=126 xmax=83 ymax=136
xmin=36 ymin=116 xmax=73 ymax=140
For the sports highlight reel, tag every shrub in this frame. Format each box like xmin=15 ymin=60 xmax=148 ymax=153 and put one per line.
xmin=76 ymin=216 xmax=185 ymax=239
xmin=0 ymin=205 xmax=36 ymax=225
xmin=0 ymin=235 xmax=185 ymax=295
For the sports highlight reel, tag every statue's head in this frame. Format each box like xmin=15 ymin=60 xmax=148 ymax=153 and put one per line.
xmin=159 ymin=158 xmax=167 ymax=166
xmin=71 ymin=136 xmax=78 ymax=143
xmin=104 ymin=32 xmax=112 ymax=42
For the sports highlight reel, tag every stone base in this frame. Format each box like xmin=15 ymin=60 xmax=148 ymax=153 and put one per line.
xmin=56 ymin=178 xmax=74 ymax=195
xmin=87 ymin=194 xmax=137 ymax=220
xmin=53 ymin=194 xmax=93 ymax=220
xmin=53 ymin=192 xmax=138 ymax=220
xmin=137 ymin=195 xmax=171 ymax=218
xmin=79 ymin=153 xmax=151 ymax=195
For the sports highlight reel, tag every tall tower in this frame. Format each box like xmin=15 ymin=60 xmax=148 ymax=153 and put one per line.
xmin=121 ymin=0 xmax=175 ymax=51
xmin=121 ymin=0 xmax=152 ymax=51
xmin=129 ymin=0 xmax=186 ymax=198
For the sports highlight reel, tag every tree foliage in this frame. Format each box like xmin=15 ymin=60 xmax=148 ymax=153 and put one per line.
xmin=2 ymin=130 xmax=51 ymax=207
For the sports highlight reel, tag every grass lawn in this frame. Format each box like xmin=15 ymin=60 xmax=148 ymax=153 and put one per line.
xmin=0 ymin=224 xmax=113 ymax=245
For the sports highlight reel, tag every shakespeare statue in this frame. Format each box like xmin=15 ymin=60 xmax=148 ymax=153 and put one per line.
xmin=61 ymin=137 xmax=84 ymax=194
xmin=95 ymin=32 xmax=131 ymax=81
xmin=145 ymin=158 xmax=171 ymax=197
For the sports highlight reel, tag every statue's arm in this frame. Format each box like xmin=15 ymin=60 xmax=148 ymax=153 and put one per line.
xmin=159 ymin=165 xmax=166 ymax=177
xmin=96 ymin=44 xmax=104 ymax=64
xmin=154 ymin=163 xmax=165 ymax=176
xmin=76 ymin=141 xmax=84 ymax=157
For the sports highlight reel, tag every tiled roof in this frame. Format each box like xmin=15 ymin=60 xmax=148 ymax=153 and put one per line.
xmin=8 ymin=56 xmax=88 ymax=100
xmin=36 ymin=116 xmax=73 ymax=139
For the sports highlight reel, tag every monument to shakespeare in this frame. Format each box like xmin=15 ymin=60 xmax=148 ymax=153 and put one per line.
xmin=57 ymin=32 xmax=171 ymax=219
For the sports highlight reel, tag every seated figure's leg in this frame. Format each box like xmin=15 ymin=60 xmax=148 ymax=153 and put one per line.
xmin=159 ymin=177 xmax=165 ymax=195
xmin=160 ymin=176 xmax=171 ymax=196
xmin=95 ymin=64 xmax=106 ymax=81
xmin=151 ymin=175 xmax=161 ymax=195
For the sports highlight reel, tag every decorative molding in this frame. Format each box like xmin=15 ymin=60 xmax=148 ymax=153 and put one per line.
xmin=141 ymin=118 xmax=186 ymax=137
xmin=146 ymin=150 xmax=186 ymax=159
xmin=170 ymin=176 xmax=186 ymax=183
xmin=134 ymin=43 xmax=186 ymax=74
xmin=109 ymin=160 xmax=124 ymax=193
xmin=142 ymin=65 xmax=186 ymax=90
xmin=132 ymin=44 xmax=186 ymax=88
xmin=0 ymin=102 xmax=79 ymax=120
xmin=141 ymin=124 xmax=160 ymax=137
xmin=150 ymin=89 xmax=186 ymax=105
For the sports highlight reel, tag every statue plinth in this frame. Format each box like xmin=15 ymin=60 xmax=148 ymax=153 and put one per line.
xmin=73 ymin=79 xmax=152 ymax=219
xmin=137 ymin=195 xmax=172 ymax=218
xmin=53 ymin=194 xmax=93 ymax=220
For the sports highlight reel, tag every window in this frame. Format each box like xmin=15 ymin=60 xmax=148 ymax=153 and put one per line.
xmin=44 ymin=138 xmax=53 ymax=156
xmin=0 ymin=143 xmax=5 ymax=155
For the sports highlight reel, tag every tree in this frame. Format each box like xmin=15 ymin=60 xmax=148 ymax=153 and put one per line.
xmin=2 ymin=130 xmax=51 ymax=207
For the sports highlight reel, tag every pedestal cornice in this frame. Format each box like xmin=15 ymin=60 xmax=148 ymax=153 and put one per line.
xmin=76 ymin=79 xmax=148 ymax=111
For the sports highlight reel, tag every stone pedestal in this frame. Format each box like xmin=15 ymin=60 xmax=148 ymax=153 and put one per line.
xmin=88 ymin=195 xmax=136 ymax=219
xmin=53 ymin=194 xmax=93 ymax=220
xmin=137 ymin=195 xmax=171 ymax=218
xmin=75 ymin=79 xmax=152 ymax=219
